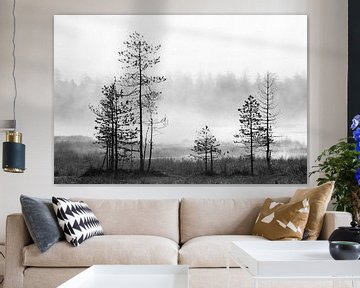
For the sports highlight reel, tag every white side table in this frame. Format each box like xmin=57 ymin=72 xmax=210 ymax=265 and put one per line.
xmin=228 ymin=241 xmax=360 ymax=288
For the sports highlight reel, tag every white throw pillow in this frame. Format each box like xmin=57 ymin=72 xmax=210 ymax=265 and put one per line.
xmin=52 ymin=197 xmax=104 ymax=247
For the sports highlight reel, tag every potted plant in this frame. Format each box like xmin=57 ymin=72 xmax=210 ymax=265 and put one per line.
xmin=310 ymin=115 xmax=360 ymax=222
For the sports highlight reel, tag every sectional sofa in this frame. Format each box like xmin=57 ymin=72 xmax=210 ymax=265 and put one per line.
xmin=4 ymin=198 xmax=351 ymax=288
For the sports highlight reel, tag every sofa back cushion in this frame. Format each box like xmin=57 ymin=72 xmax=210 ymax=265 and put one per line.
xmin=180 ymin=198 xmax=289 ymax=243
xmin=72 ymin=198 xmax=179 ymax=243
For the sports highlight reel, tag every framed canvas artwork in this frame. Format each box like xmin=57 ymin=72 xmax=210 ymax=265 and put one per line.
xmin=54 ymin=15 xmax=307 ymax=184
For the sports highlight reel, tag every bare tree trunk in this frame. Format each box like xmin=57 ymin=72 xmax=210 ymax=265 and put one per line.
xmin=115 ymin=100 xmax=118 ymax=171
xmin=143 ymin=125 xmax=149 ymax=169
xmin=265 ymin=73 xmax=271 ymax=170
xmin=147 ymin=118 xmax=154 ymax=173
xmin=111 ymin=109 xmax=115 ymax=171
xmin=106 ymin=142 xmax=110 ymax=170
xmin=205 ymin=150 xmax=208 ymax=173
xmin=130 ymin=144 xmax=133 ymax=170
xmin=138 ymin=41 xmax=144 ymax=173
xmin=115 ymin=134 xmax=118 ymax=171
xmin=250 ymin=109 xmax=254 ymax=175
xmin=210 ymin=146 xmax=213 ymax=174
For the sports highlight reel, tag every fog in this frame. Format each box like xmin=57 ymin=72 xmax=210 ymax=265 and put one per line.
xmin=54 ymin=71 xmax=307 ymax=145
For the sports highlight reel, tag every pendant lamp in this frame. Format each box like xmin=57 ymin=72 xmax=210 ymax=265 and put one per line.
xmin=1 ymin=0 xmax=25 ymax=173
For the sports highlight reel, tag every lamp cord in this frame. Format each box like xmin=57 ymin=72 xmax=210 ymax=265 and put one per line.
xmin=12 ymin=0 xmax=17 ymax=125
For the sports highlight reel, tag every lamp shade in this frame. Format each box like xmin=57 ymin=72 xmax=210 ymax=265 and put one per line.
xmin=2 ymin=131 xmax=25 ymax=173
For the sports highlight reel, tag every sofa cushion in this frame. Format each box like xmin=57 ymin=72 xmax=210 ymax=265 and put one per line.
xmin=72 ymin=198 xmax=179 ymax=243
xmin=290 ymin=181 xmax=334 ymax=240
xmin=20 ymin=195 xmax=64 ymax=253
xmin=52 ymin=197 xmax=104 ymax=247
xmin=179 ymin=235 xmax=267 ymax=268
xmin=180 ymin=198 xmax=289 ymax=243
xmin=252 ymin=198 xmax=310 ymax=240
xmin=23 ymin=235 xmax=178 ymax=267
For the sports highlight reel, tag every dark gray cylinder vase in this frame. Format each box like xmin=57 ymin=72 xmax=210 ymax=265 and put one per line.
xmin=329 ymin=241 xmax=360 ymax=260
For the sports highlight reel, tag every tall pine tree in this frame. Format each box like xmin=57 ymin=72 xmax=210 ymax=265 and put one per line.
xmin=118 ymin=32 xmax=166 ymax=173
xmin=234 ymin=95 xmax=264 ymax=175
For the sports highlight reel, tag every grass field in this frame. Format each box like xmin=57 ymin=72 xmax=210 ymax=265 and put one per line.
xmin=54 ymin=139 xmax=307 ymax=184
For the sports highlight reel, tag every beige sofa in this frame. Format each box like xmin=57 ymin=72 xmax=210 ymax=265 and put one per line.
xmin=4 ymin=198 xmax=352 ymax=288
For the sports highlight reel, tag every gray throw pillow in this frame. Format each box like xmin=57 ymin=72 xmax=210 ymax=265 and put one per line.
xmin=20 ymin=195 xmax=64 ymax=253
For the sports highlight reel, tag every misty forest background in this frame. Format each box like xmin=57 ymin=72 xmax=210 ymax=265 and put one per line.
xmin=54 ymin=31 xmax=307 ymax=184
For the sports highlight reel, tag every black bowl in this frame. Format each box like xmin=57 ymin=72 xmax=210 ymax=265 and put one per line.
xmin=329 ymin=241 xmax=360 ymax=260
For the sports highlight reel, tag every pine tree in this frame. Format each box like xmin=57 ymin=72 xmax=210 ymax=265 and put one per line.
xmin=191 ymin=125 xmax=221 ymax=174
xmin=90 ymin=81 xmax=137 ymax=171
xmin=118 ymin=31 xmax=166 ymax=173
xmin=234 ymin=95 xmax=264 ymax=175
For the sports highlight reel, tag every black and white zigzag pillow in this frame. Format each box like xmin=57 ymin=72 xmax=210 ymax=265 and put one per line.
xmin=52 ymin=197 xmax=104 ymax=247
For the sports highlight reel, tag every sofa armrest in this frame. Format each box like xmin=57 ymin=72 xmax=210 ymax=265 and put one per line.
xmin=318 ymin=211 xmax=352 ymax=240
xmin=4 ymin=213 xmax=33 ymax=288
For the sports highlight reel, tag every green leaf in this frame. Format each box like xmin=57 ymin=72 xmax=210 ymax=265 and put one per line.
xmin=310 ymin=139 xmax=359 ymax=214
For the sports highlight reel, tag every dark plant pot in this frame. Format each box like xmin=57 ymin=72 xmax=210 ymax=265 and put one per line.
xmin=329 ymin=241 xmax=360 ymax=260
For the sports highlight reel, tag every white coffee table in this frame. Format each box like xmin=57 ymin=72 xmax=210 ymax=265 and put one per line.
xmin=228 ymin=241 xmax=360 ymax=288
xmin=58 ymin=265 xmax=189 ymax=288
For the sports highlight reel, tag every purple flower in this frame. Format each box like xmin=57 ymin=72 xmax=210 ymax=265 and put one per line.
xmin=353 ymin=128 xmax=360 ymax=142
xmin=352 ymin=115 xmax=360 ymax=130
xmin=350 ymin=115 xmax=360 ymax=186
xmin=356 ymin=167 xmax=360 ymax=186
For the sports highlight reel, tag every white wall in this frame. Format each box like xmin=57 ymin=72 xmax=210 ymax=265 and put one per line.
xmin=0 ymin=0 xmax=348 ymax=242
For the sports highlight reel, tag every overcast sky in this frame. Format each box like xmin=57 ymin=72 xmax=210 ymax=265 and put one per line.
xmin=54 ymin=15 xmax=307 ymax=145
xmin=55 ymin=15 xmax=306 ymax=81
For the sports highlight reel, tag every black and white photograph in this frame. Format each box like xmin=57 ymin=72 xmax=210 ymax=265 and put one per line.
xmin=54 ymin=15 xmax=307 ymax=184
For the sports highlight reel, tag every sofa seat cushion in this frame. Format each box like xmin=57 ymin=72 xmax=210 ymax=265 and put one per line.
xmin=180 ymin=198 xmax=289 ymax=243
xmin=179 ymin=235 xmax=267 ymax=268
xmin=72 ymin=198 xmax=180 ymax=243
xmin=23 ymin=235 xmax=178 ymax=267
